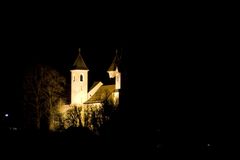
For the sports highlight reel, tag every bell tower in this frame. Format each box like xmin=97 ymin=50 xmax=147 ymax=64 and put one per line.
xmin=71 ymin=48 xmax=89 ymax=105
xmin=107 ymin=49 xmax=121 ymax=90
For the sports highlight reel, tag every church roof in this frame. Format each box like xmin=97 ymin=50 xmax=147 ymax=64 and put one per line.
xmin=107 ymin=51 xmax=120 ymax=71
xmin=84 ymin=85 xmax=115 ymax=104
xmin=89 ymin=81 xmax=101 ymax=91
xmin=73 ymin=50 xmax=88 ymax=70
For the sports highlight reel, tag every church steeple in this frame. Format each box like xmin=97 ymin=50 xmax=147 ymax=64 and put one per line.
xmin=73 ymin=48 xmax=88 ymax=70
xmin=107 ymin=49 xmax=121 ymax=90
xmin=71 ymin=48 xmax=89 ymax=105
xmin=107 ymin=49 xmax=120 ymax=72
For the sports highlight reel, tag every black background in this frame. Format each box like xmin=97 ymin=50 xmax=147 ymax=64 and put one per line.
xmin=0 ymin=7 xmax=234 ymax=158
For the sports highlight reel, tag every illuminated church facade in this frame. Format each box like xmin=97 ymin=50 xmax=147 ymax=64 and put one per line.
xmin=70 ymin=49 xmax=121 ymax=106
xmin=57 ymin=49 xmax=121 ymax=130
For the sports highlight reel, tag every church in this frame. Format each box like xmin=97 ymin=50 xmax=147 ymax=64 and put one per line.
xmin=70 ymin=48 xmax=121 ymax=106
xmin=57 ymin=48 xmax=121 ymax=130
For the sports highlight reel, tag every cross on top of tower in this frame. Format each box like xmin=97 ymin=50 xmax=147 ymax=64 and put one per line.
xmin=108 ymin=49 xmax=121 ymax=72
xmin=73 ymin=48 xmax=88 ymax=70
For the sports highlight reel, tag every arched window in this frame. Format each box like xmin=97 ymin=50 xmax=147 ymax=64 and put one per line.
xmin=73 ymin=76 xmax=75 ymax=82
xmin=80 ymin=74 xmax=83 ymax=82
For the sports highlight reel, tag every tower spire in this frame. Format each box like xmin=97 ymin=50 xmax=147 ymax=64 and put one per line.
xmin=71 ymin=48 xmax=89 ymax=104
xmin=107 ymin=49 xmax=121 ymax=78
xmin=108 ymin=49 xmax=120 ymax=72
xmin=73 ymin=48 xmax=88 ymax=70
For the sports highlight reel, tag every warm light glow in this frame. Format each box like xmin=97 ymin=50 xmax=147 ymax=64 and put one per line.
xmin=53 ymin=50 xmax=122 ymax=133
xmin=71 ymin=70 xmax=88 ymax=105
xmin=108 ymin=71 xmax=117 ymax=78
xmin=113 ymin=92 xmax=119 ymax=106
xmin=88 ymin=82 xmax=103 ymax=98
xmin=116 ymin=72 xmax=121 ymax=90
xmin=57 ymin=103 xmax=105 ymax=130
xmin=59 ymin=104 xmax=70 ymax=114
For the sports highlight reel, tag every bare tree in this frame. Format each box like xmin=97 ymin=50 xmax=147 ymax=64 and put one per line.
xmin=64 ymin=105 xmax=82 ymax=128
xmin=24 ymin=64 xmax=66 ymax=130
